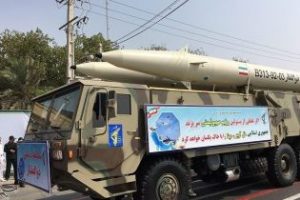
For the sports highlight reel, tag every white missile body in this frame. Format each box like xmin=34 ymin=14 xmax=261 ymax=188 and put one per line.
xmin=75 ymin=62 xmax=182 ymax=87
xmin=100 ymin=50 xmax=300 ymax=92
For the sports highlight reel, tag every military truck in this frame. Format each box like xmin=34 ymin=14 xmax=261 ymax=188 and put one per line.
xmin=22 ymin=50 xmax=300 ymax=200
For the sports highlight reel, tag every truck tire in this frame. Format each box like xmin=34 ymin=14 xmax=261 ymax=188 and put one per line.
xmin=266 ymin=143 xmax=297 ymax=187
xmin=137 ymin=158 xmax=189 ymax=200
xmin=240 ymin=157 xmax=267 ymax=177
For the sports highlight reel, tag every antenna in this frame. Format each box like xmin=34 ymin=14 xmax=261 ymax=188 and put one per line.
xmin=105 ymin=0 xmax=110 ymax=39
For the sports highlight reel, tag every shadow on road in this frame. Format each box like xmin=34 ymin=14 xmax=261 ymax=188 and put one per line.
xmin=191 ymin=175 xmax=277 ymax=200
xmin=36 ymin=192 xmax=90 ymax=200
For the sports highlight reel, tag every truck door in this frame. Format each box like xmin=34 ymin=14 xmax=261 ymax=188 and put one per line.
xmin=79 ymin=87 xmax=137 ymax=171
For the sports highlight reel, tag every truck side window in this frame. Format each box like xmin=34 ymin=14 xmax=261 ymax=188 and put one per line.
xmin=93 ymin=93 xmax=107 ymax=127
xmin=117 ymin=94 xmax=131 ymax=114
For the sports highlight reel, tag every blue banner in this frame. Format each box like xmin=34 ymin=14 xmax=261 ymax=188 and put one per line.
xmin=17 ymin=141 xmax=51 ymax=193
xmin=145 ymin=106 xmax=271 ymax=153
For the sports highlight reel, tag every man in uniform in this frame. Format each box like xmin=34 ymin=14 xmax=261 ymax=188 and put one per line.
xmin=4 ymin=135 xmax=17 ymax=184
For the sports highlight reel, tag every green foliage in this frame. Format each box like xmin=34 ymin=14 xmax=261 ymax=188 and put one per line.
xmin=0 ymin=29 xmax=114 ymax=110
xmin=75 ymin=33 xmax=115 ymax=63
xmin=0 ymin=29 xmax=52 ymax=109
xmin=45 ymin=45 xmax=67 ymax=87
xmin=188 ymin=48 xmax=207 ymax=56
xmin=142 ymin=45 xmax=207 ymax=56
xmin=143 ymin=44 xmax=167 ymax=51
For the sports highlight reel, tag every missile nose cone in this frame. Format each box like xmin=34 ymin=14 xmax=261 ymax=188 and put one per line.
xmin=100 ymin=50 xmax=191 ymax=81
xmin=70 ymin=65 xmax=76 ymax=70
xmin=101 ymin=50 xmax=123 ymax=64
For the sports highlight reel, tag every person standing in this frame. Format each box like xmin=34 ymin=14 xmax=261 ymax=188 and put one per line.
xmin=0 ymin=137 xmax=5 ymax=182
xmin=4 ymin=135 xmax=17 ymax=184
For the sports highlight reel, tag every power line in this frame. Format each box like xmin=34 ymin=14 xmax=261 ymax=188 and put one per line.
xmin=106 ymin=0 xmax=300 ymax=56
xmin=75 ymin=0 xmax=92 ymax=36
xmin=89 ymin=2 xmax=300 ymax=60
xmin=114 ymin=0 xmax=190 ymax=46
xmin=78 ymin=8 xmax=300 ymax=64
xmin=113 ymin=0 xmax=183 ymax=43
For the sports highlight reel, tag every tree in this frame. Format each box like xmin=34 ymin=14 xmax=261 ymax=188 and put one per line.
xmin=232 ymin=57 xmax=249 ymax=63
xmin=142 ymin=45 xmax=207 ymax=56
xmin=188 ymin=48 xmax=207 ymax=56
xmin=43 ymin=45 xmax=67 ymax=88
xmin=74 ymin=33 xmax=115 ymax=63
xmin=0 ymin=29 xmax=52 ymax=109
xmin=0 ymin=30 xmax=115 ymax=110
xmin=43 ymin=33 xmax=115 ymax=88
xmin=143 ymin=44 xmax=167 ymax=51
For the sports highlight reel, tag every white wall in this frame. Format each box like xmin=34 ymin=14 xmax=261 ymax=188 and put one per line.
xmin=0 ymin=111 xmax=30 ymax=145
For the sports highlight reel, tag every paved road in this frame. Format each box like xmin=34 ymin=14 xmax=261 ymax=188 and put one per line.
xmin=190 ymin=176 xmax=294 ymax=200
xmin=3 ymin=176 xmax=300 ymax=200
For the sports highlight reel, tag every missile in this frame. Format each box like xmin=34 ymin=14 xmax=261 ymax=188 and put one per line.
xmin=99 ymin=49 xmax=300 ymax=92
xmin=73 ymin=62 xmax=184 ymax=87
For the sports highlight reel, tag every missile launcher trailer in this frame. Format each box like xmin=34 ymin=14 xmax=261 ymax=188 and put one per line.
xmin=22 ymin=50 xmax=300 ymax=200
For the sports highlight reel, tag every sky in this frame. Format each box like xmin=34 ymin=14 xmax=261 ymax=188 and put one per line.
xmin=1 ymin=0 xmax=300 ymax=70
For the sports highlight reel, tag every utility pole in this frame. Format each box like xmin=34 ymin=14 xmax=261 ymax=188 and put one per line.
xmin=58 ymin=0 xmax=78 ymax=82
xmin=67 ymin=0 xmax=75 ymax=82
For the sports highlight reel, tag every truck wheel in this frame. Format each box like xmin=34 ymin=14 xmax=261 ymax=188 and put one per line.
xmin=266 ymin=143 xmax=297 ymax=186
xmin=137 ymin=158 xmax=189 ymax=200
xmin=240 ymin=157 xmax=268 ymax=177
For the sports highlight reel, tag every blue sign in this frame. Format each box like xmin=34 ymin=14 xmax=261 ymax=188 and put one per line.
xmin=146 ymin=106 xmax=271 ymax=153
xmin=17 ymin=141 xmax=51 ymax=193
xmin=108 ymin=124 xmax=123 ymax=147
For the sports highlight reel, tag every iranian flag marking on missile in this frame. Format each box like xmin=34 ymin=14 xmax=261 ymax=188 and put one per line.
xmin=238 ymin=66 xmax=249 ymax=76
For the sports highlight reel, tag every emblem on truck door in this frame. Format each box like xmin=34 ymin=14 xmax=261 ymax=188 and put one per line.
xmin=108 ymin=124 xmax=123 ymax=147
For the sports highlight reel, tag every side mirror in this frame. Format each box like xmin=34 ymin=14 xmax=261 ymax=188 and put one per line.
xmin=107 ymin=91 xmax=117 ymax=118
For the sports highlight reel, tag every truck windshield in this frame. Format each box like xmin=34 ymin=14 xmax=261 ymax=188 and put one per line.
xmin=27 ymin=84 xmax=81 ymax=137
